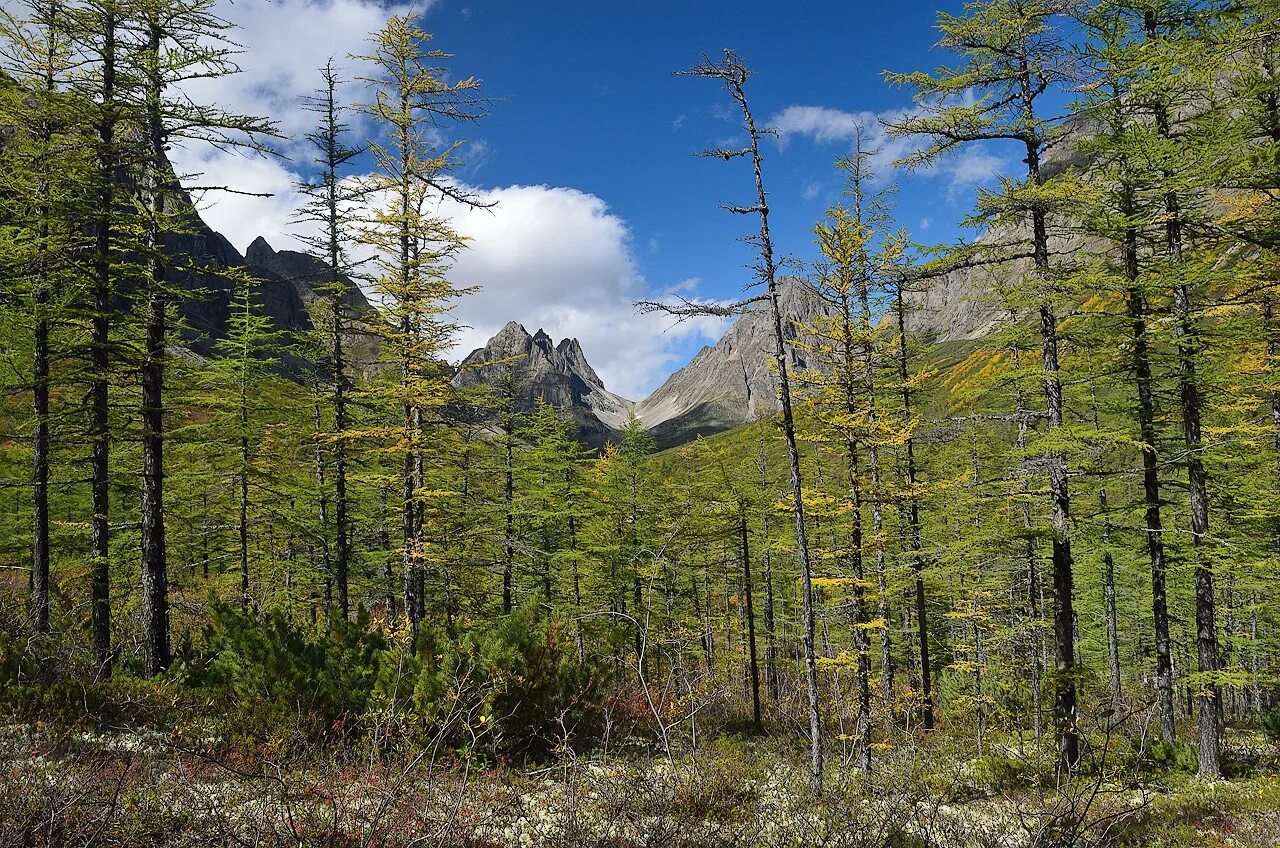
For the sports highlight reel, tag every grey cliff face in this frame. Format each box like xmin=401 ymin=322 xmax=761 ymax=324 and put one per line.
xmin=454 ymin=322 xmax=634 ymax=449
xmin=902 ymin=116 xmax=1097 ymax=343
xmin=243 ymin=237 xmax=383 ymax=378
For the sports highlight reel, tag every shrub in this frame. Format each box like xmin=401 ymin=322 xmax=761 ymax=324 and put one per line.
xmin=396 ymin=602 xmax=608 ymax=758
xmin=186 ymin=602 xmax=386 ymax=739
xmin=1261 ymin=708 xmax=1280 ymax=751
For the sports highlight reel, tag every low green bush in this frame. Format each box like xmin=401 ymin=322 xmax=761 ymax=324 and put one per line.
xmin=183 ymin=603 xmax=388 ymax=738
xmin=393 ymin=601 xmax=608 ymax=758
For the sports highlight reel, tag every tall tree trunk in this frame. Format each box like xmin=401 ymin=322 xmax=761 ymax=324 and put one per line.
xmin=503 ymin=421 xmax=514 ymax=614
xmin=312 ymin=396 xmax=332 ymax=620
xmin=894 ymin=291 xmax=933 ymax=729
xmin=847 ymin=438 xmax=873 ymax=772
xmin=684 ymin=54 xmax=821 ymax=791
xmin=1017 ymin=49 xmax=1077 ymax=766
xmin=1011 ymin=333 xmax=1045 ymax=738
xmin=740 ymin=512 xmax=762 ymax=732
xmin=30 ymin=4 xmax=56 ymax=632
xmin=1124 ymin=216 xmax=1177 ymax=741
xmin=139 ymin=14 xmax=170 ymax=678
xmin=31 ymin=192 xmax=51 ymax=636
xmin=1145 ymin=16 xmax=1221 ymax=771
xmin=1089 ymin=360 xmax=1123 ymax=709
xmin=756 ymin=431 xmax=779 ymax=704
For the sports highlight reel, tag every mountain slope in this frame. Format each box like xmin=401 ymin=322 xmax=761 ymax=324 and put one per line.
xmin=635 ymin=277 xmax=835 ymax=448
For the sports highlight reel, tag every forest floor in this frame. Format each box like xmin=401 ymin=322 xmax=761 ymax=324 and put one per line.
xmin=2 ymin=722 xmax=1279 ymax=847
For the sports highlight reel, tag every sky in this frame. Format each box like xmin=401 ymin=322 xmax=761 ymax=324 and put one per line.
xmin=173 ymin=0 xmax=1007 ymax=400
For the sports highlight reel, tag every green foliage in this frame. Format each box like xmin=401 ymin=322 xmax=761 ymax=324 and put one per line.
xmin=398 ymin=601 xmax=608 ymax=758
xmin=188 ymin=603 xmax=387 ymax=736
xmin=1261 ymin=708 xmax=1280 ymax=749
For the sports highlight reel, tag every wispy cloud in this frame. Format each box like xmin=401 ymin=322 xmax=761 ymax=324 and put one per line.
xmin=766 ymin=101 xmax=1009 ymax=197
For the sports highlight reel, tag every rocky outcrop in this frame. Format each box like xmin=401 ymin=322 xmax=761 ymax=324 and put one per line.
xmin=635 ymin=277 xmax=834 ymax=447
xmin=243 ymin=237 xmax=382 ymax=377
xmin=454 ymin=322 xmax=635 ymax=448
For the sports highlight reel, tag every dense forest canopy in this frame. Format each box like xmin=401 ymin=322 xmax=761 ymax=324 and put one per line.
xmin=2 ymin=0 xmax=1280 ymax=845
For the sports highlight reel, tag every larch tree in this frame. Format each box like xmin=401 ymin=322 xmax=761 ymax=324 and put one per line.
xmin=647 ymin=49 xmax=825 ymax=794
xmin=353 ymin=11 xmax=484 ymax=633
xmin=124 ymin=0 xmax=275 ymax=676
xmin=887 ymin=0 xmax=1083 ymax=768
xmin=0 ymin=0 xmax=84 ymax=636
xmin=294 ymin=61 xmax=363 ymax=622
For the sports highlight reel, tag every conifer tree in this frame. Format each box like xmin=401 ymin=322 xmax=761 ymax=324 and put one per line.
xmin=654 ymin=49 xmax=825 ymax=793
xmin=1073 ymin=0 xmax=1179 ymax=740
xmin=888 ymin=0 xmax=1083 ymax=768
xmin=0 ymin=0 xmax=84 ymax=635
xmin=125 ymin=0 xmax=275 ymax=675
xmin=354 ymin=12 xmax=484 ymax=633
xmin=294 ymin=61 xmax=363 ymax=621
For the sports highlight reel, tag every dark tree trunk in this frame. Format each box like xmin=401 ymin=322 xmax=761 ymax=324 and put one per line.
xmin=1021 ymin=82 xmax=1077 ymax=765
xmin=848 ymin=441 xmax=873 ymax=773
xmin=139 ymin=15 xmax=170 ymax=678
xmin=1144 ymin=13 xmax=1221 ymax=770
xmin=1123 ymin=216 xmax=1176 ymax=741
xmin=32 ymin=231 xmax=50 ymax=635
xmin=503 ymin=424 xmax=514 ymax=615
xmin=894 ymin=292 xmax=933 ymax=729
xmin=740 ymin=513 xmax=762 ymax=732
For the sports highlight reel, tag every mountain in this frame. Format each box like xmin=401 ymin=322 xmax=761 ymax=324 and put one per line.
xmin=635 ymin=278 xmax=835 ymax=448
xmin=243 ymin=237 xmax=383 ymax=377
xmin=453 ymin=322 xmax=634 ymax=448
xmin=456 ymin=278 xmax=836 ymax=450
xmin=901 ymin=118 xmax=1095 ymax=343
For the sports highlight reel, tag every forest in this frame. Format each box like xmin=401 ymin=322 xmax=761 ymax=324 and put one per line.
xmin=1 ymin=0 xmax=1280 ymax=845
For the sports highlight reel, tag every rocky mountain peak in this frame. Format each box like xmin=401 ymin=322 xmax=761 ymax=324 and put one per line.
xmin=634 ymin=276 xmax=834 ymax=447
xmin=455 ymin=325 xmax=633 ymax=448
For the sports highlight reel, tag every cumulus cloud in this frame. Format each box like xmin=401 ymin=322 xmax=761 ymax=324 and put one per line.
xmin=183 ymin=0 xmax=422 ymax=146
xmin=441 ymin=185 xmax=729 ymax=400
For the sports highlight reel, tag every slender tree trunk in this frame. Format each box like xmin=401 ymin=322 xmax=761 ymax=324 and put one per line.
xmin=740 ymin=512 xmax=762 ymax=732
xmin=1144 ymin=24 xmax=1220 ymax=770
xmin=690 ymin=55 xmax=820 ymax=791
xmin=1017 ymin=52 xmax=1077 ymax=766
xmin=312 ymin=396 xmax=332 ymax=619
xmin=503 ymin=422 xmax=514 ymax=614
xmin=1087 ymin=359 xmax=1123 ymax=708
xmin=139 ymin=14 xmax=170 ymax=678
xmin=847 ymin=438 xmax=873 ymax=772
xmin=31 ymin=198 xmax=51 ymax=636
xmin=1124 ymin=222 xmax=1177 ymax=741
xmin=1011 ymin=334 xmax=1045 ymax=738
xmin=28 ymin=0 xmax=62 ymax=641
xmin=756 ymin=431 xmax=779 ymax=704
xmin=894 ymin=291 xmax=933 ymax=729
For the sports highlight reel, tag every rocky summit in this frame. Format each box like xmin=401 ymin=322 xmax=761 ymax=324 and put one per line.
xmin=453 ymin=321 xmax=635 ymax=448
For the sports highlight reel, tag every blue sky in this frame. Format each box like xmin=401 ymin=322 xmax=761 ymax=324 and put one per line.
xmin=427 ymin=0 xmax=1002 ymax=290
xmin=179 ymin=0 xmax=1007 ymax=398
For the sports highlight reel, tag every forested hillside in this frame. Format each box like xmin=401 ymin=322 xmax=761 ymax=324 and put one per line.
xmin=2 ymin=1 xmax=1280 ymax=846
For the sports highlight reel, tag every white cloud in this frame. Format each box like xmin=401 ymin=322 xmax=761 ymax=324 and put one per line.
xmin=442 ymin=185 xmax=729 ymax=400
xmin=767 ymin=101 xmax=1009 ymax=196
xmin=769 ymin=104 xmax=920 ymax=176
xmin=940 ymin=144 xmax=1006 ymax=199
xmin=167 ymin=148 xmax=726 ymax=400
xmin=181 ymin=0 xmax=423 ymax=148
